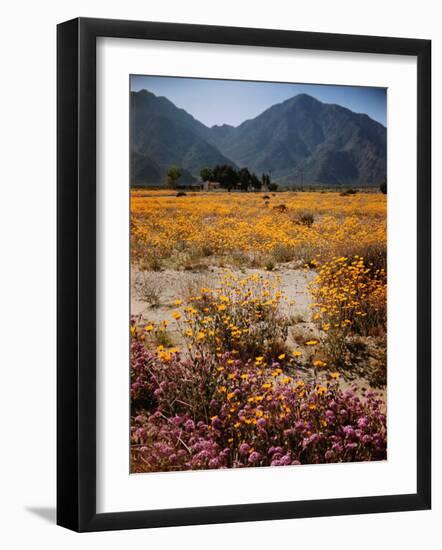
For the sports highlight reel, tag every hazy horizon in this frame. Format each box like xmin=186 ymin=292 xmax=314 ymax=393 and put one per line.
xmin=130 ymin=75 xmax=387 ymax=128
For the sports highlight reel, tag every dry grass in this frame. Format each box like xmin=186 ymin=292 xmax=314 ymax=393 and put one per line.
xmin=133 ymin=271 xmax=163 ymax=307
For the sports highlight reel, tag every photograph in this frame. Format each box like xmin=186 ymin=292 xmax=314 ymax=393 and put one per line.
xmin=0 ymin=1 xmax=434 ymax=541
xmin=129 ymin=76 xmax=388 ymax=473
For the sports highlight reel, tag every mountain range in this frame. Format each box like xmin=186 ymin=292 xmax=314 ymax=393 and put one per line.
xmin=130 ymin=89 xmax=386 ymax=187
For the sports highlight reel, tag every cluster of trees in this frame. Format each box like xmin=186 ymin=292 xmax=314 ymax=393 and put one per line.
xmin=165 ymin=164 xmax=279 ymax=191
xmin=200 ymin=165 xmax=277 ymax=192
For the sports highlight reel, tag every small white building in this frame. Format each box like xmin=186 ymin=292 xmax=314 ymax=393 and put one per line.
xmin=202 ymin=181 xmax=221 ymax=191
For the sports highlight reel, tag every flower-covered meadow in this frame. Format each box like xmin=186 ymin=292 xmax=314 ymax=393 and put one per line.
xmin=130 ymin=190 xmax=387 ymax=472
xmin=131 ymin=190 xmax=386 ymax=270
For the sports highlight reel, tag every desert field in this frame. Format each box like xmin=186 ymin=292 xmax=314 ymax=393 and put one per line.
xmin=130 ymin=190 xmax=387 ymax=472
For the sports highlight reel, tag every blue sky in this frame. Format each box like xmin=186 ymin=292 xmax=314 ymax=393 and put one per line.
xmin=130 ymin=75 xmax=387 ymax=127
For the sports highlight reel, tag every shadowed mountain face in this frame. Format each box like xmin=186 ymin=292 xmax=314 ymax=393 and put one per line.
xmin=130 ymin=90 xmax=386 ymax=186
xmin=130 ymin=90 xmax=235 ymax=185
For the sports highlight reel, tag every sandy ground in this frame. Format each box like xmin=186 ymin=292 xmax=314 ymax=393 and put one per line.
xmin=131 ymin=264 xmax=386 ymax=400
xmin=131 ymin=265 xmax=319 ymax=345
xmin=131 ymin=264 xmax=331 ymax=388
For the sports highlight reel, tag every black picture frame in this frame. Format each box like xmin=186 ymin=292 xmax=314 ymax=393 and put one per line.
xmin=57 ymin=17 xmax=431 ymax=532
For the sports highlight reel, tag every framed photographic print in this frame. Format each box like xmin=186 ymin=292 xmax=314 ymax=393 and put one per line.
xmin=57 ymin=17 xmax=431 ymax=532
